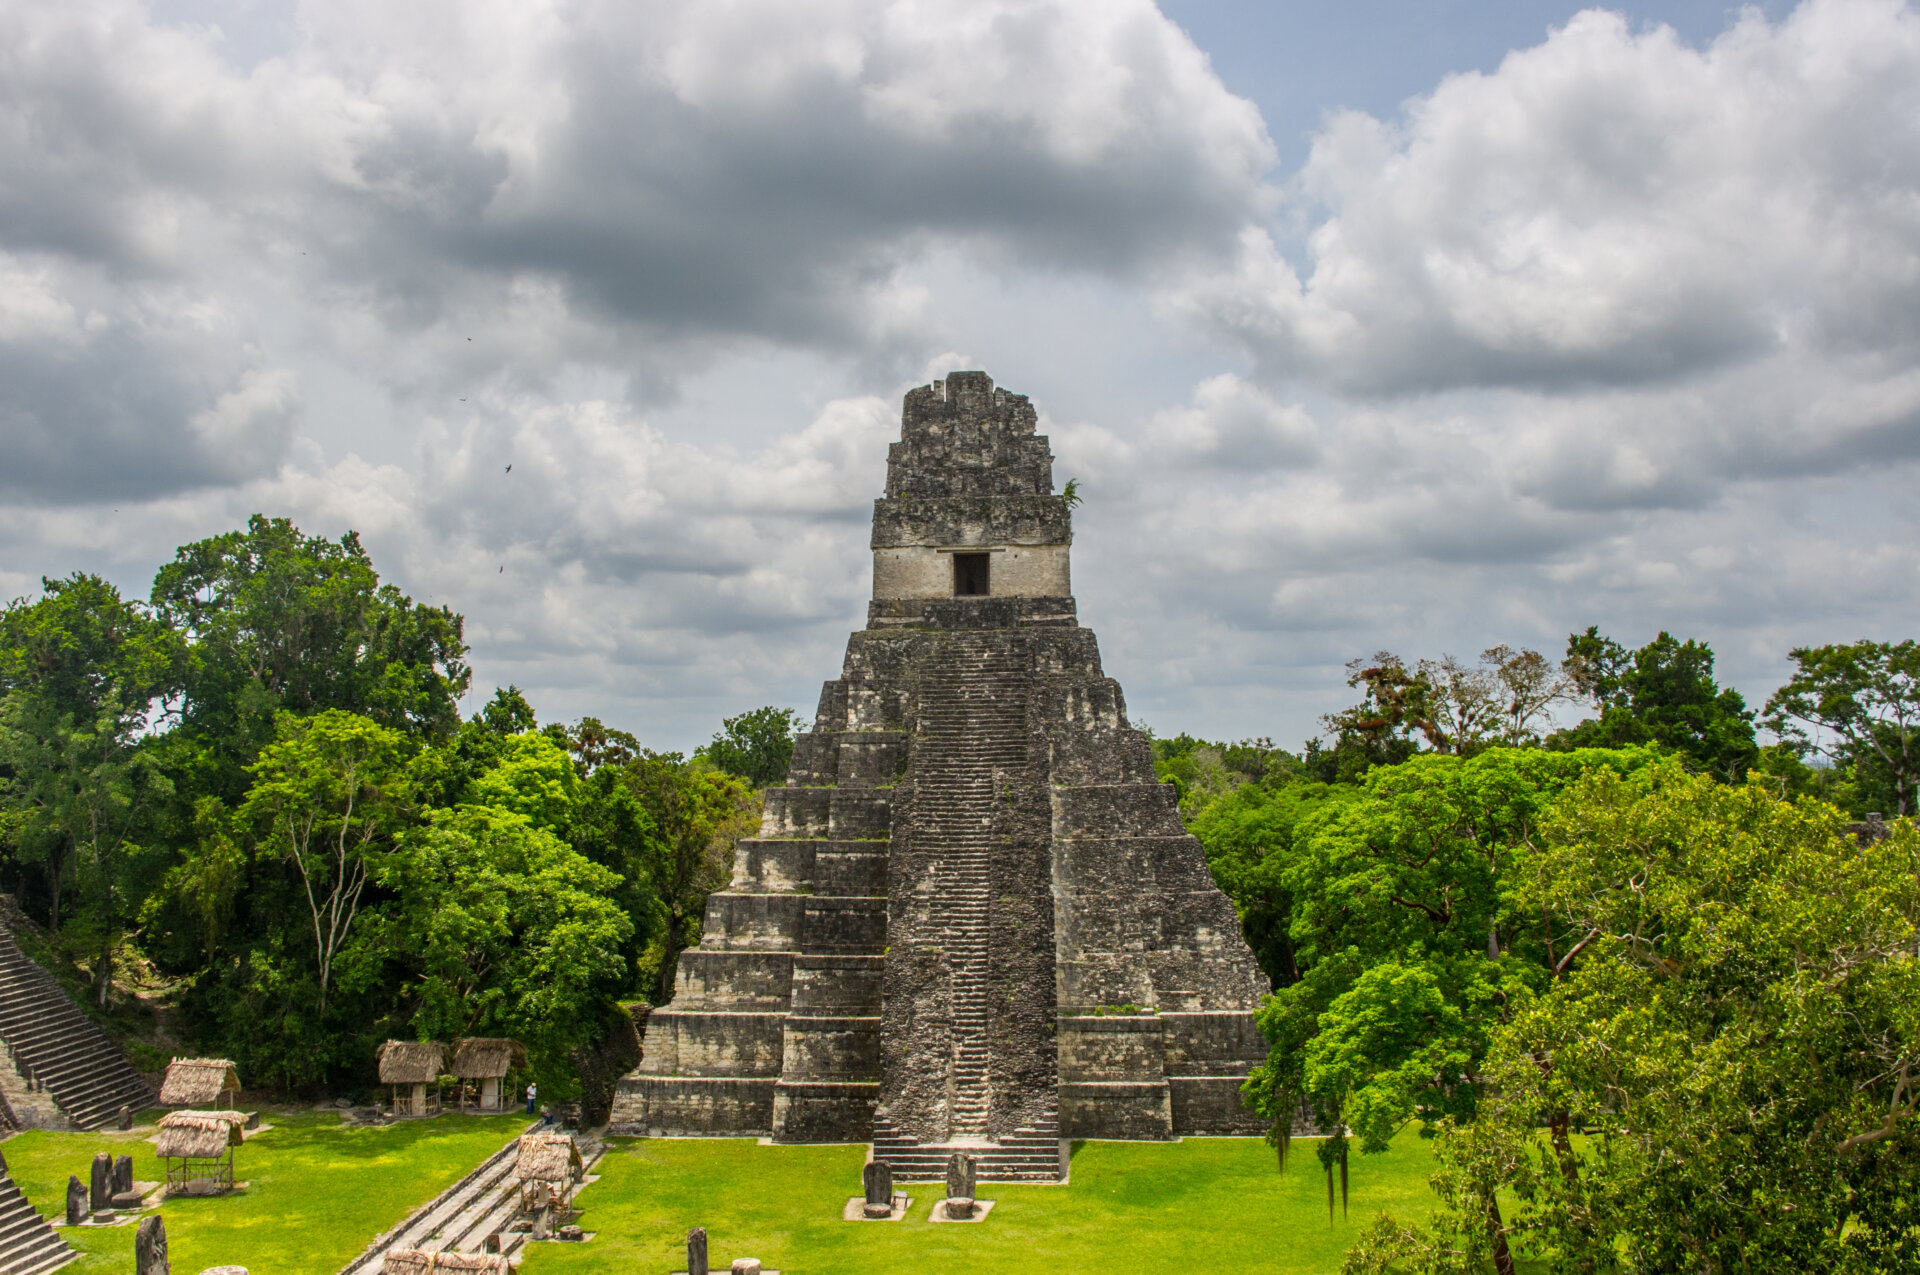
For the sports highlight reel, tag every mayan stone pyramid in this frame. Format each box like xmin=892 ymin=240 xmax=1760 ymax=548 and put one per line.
xmin=608 ymin=372 xmax=1271 ymax=1180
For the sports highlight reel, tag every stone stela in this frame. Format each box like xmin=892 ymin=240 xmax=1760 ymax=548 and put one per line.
xmin=609 ymin=373 xmax=1272 ymax=1181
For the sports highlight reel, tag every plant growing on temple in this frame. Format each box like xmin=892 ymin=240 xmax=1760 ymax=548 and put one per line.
xmin=1344 ymin=760 xmax=1920 ymax=1274
xmin=1763 ymin=639 xmax=1920 ymax=816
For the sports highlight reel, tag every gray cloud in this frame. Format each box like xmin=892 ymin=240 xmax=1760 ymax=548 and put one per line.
xmin=2 ymin=0 xmax=1919 ymax=759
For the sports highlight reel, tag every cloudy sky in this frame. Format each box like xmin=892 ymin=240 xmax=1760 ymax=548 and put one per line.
xmin=4 ymin=0 xmax=1917 ymax=751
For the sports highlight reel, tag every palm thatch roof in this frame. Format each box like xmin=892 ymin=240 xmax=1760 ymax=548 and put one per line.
xmin=159 ymin=1058 xmax=241 ymax=1106
xmin=377 ymin=1040 xmax=447 ymax=1084
xmin=381 ymin=1251 xmax=511 ymax=1275
xmin=155 ymin=1111 xmax=243 ymax=1159
xmin=512 ymin=1132 xmax=582 ymax=1184
xmin=449 ymin=1038 xmax=527 ymax=1079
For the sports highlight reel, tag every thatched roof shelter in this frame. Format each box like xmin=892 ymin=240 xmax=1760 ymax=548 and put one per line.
xmin=513 ymin=1132 xmax=582 ymax=1185
xmin=450 ymin=1038 xmax=526 ymax=1079
xmin=381 ymin=1251 xmax=511 ymax=1275
xmin=159 ymin=1058 xmax=240 ymax=1107
xmin=377 ymin=1040 xmax=447 ymax=1085
xmin=155 ymin=1111 xmax=244 ymax=1159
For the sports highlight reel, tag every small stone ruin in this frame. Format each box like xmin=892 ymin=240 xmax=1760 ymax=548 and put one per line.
xmin=686 ymin=1226 xmax=707 ymax=1275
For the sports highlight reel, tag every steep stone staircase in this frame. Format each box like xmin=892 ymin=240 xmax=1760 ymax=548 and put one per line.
xmin=0 ymin=1163 xmax=74 ymax=1275
xmin=0 ymin=930 xmax=152 ymax=1131
xmin=338 ymin=1126 xmax=601 ymax=1275
xmin=871 ymin=633 xmax=1065 ymax=1182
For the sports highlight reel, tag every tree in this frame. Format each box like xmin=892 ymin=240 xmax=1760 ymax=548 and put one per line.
xmin=1551 ymin=627 xmax=1759 ymax=780
xmin=623 ymin=752 xmax=757 ymax=1001
xmin=151 ymin=515 xmax=469 ymax=764
xmin=0 ymin=574 xmax=183 ymax=998
xmin=377 ymin=805 xmax=631 ymax=1086
xmin=1763 ymin=639 xmax=1920 ymax=816
xmin=1187 ymin=779 xmax=1338 ymax=986
xmin=1244 ymin=747 xmax=1654 ymax=1250
xmin=1325 ymin=647 xmax=1570 ymax=759
xmin=239 ymin=710 xmax=414 ymax=1011
xmin=1347 ymin=762 xmax=1920 ymax=1274
xmin=696 ymin=706 xmax=804 ymax=789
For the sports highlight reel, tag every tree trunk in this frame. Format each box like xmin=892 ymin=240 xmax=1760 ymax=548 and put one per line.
xmin=1486 ymin=1190 xmax=1516 ymax=1275
xmin=1550 ymin=1110 xmax=1579 ymax=1183
xmin=96 ymin=940 xmax=112 ymax=1008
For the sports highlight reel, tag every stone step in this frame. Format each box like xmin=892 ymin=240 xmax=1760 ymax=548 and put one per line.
xmin=0 ymin=931 xmax=152 ymax=1131
xmin=0 ymin=1172 xmax=75 ymax=1275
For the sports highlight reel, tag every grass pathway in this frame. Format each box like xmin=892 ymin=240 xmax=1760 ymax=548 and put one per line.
xmin=525 ymin=1133 xmax=1440 ymax=1275
xmin=3 ymin=1109 xmax=519 ymax=1275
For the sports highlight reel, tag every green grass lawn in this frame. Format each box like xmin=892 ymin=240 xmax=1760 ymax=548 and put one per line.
xmin=524 ymin=1134 xmax=1441 ymax=1275
xmin=3 ymin=1109 xmax=521 ymax=1275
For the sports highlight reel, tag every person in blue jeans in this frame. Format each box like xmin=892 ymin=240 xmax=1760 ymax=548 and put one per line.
xmin=525 ymin=1082 xmax=537 ymax=1115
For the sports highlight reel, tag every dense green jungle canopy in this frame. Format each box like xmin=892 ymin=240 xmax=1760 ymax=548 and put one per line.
xmin=2 ymin=516 xmax=1915 ymax=1270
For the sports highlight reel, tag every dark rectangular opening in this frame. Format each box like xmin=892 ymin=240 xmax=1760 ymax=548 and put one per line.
xmin=953 ymin=552 xmax=990 ymax=597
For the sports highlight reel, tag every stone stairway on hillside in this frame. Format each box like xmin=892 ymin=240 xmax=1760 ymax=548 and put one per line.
xmin=0 ymin=930 xmax=152 ymax=1131
xmin=338 ymin=1127 xmax=601 ymax=1275
xmin=870 ymin=635 xmax=1066 ymax=1183
xmin=0 ymin=1163 xmax=74 ymax=1275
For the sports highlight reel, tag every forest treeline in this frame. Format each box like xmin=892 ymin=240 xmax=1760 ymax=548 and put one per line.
xmin=0 ymin=516 xmax=803 ymax=1097
xmin=4 ymin=515 xmax=1916 ymax=1267
xmin=1159 ymin=634 xmax=1920 ymax=1272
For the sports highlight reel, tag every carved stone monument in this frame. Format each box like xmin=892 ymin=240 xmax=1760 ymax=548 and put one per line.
xmin=117 ymin=1105 xmax=133 ymax=1131
xmin=860 ymin=1161 xmax=893 ymax=1219
xmin=135 ymin=1215 xmax=169 ymax=1275
xmin=943 ymin=1152 xmax=976 ymax=1219
xmin=609 ymin=373 xmax=1271 ymax=1181
xmin=686 ymin=1226 xmax=708 ymax=1275
xmin=113 ymin=1155 xmax=133 ymax=1195
xmin=66 ymin=1175 xmax=86 ymax=1226
xmin=89 ymin=1153 xmax=112 ymax=1212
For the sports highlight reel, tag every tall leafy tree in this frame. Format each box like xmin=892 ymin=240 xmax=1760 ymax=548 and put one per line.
xmin=1551 ymin=627 xmax=1759 ymax=780
xmin=696 ymin=706 xmax=804 ymax=789
xmin=151 ymin=515 xmax=469 ymax=772
xmin=1763 ymin=639 xmax=1920 ymax=816
xmin=0 ymin=574 xmax=183 ymax=998
xmin=1245 ymin=747 xmax=1653 ymax=1248
xmin=1326 ymin=647 xmax=1570 ymax=760
xmin=623 ymin=752 xmax=756 ymax=1001
xmin=375 ymin=805 xmax=632 ymax=1087
xmin=239 ymin=710 xmax=414 ymax=1012
xmin=1348 ymin=762 xmax=1920 ymax=1274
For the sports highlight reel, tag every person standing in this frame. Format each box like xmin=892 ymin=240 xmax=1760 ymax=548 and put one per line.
xmin=525 ymin=1082 xmax=537 ymax=1115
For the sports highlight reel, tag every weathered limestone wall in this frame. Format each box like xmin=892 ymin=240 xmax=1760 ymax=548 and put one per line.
xmin=871 ymin=545 xmax=1071 ymax=599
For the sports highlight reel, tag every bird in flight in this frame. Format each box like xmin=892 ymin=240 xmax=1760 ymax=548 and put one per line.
xmin=505 ymin=464 xmax=513 ymax=474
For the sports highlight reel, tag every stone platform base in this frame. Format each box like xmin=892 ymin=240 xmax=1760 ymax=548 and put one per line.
xmin=841 ymin=1195 xmax=913 ymax=1222
xmin=929 ymin=1198 xmax=997 ymax=1224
